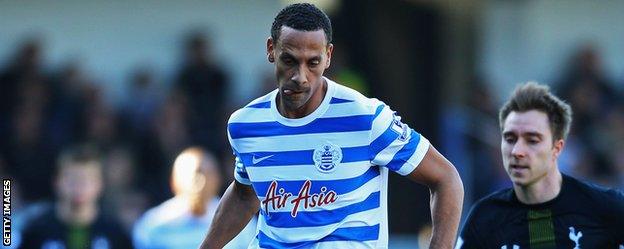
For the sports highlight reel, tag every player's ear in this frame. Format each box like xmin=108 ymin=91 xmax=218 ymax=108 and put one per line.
xmin=553 ymin=139 xmax=564 ymax=159
xmin=325 ymin=43 xmax=333 ymax=69
xmin=267 ymin=37 xmax=275 ymax=63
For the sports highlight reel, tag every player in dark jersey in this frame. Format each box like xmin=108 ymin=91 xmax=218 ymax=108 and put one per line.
xmin=456 ymin=82 xmax=624 ymax=249
xmin=18 ymin=146 xmax=131 ymax=249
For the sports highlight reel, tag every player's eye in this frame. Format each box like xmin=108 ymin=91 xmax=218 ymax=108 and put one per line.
xmin=282 ymin=58 xmax=294 ymax=65
xmin=504 ymin=136 xmax=516 ymax=144
xmin=309 ymin=60 xmax=320 ymax=67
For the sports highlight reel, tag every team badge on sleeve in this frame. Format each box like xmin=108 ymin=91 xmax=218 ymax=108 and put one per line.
xmin=313 ymin=143 xmax=342 ymax=173
xmin=391 ymin=112 xmax=410 ymax=141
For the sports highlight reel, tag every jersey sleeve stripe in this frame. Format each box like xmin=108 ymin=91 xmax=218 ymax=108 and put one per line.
xmin=261 ymin=191 xmax=380 ymax=228
xmin=396 ymin=135 xmax=429 ymax=176
xmin=370 ymin=105 xmax=393 ymax=141
xmin=373 ymin=104 xmax=385 ymax=118
xmin=385 ymin=130 xmax=421 ymax=172
xmin=257 ymin=224 xmax=379 ymax=248
xmin=370 ymin=138 xmax=404 ymax=167
xmin=236 ymin=170 xmax=249 ymax=180
xmin=229 ymin=115 xmax=373 ymax=139
xmin=254 ymin=167 xmax=379 ymax=198
xmin=369 ymin=122 xmax=400 ymax=159
xmin=233 ymin=151 xmax=252 ymax=185
xmin=234 ymin=171 xmax=252 ymax=185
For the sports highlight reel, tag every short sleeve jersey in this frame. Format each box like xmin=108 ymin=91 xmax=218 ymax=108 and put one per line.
xmin=227 ymin=77 xmax=430 ymax=248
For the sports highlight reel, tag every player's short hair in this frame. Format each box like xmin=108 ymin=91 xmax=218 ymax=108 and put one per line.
xmin=271 ymin=3 xmax=332 ymax=45
xmin=499 ymin=81 xmax=573 ymax=142
xmin=56 ymin=145 xmax=102 ymax=174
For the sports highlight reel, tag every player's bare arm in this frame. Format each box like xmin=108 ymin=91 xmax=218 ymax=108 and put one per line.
xmin=199 ymin=181 xmax=259 ymax=249
xmin=407 ymin=145 xmax=464 ymax=249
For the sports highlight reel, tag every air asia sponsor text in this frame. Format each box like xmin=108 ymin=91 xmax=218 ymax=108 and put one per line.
xmin=262 ymin=180 xmax=338 ymax=217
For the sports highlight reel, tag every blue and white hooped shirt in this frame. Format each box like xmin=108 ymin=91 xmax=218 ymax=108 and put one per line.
xmin=228 ymin=77 xmax=430 ymax=249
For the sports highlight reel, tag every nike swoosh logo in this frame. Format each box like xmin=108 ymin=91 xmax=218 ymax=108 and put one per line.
xmin=252 ymin=155 xmax=274 ymax=164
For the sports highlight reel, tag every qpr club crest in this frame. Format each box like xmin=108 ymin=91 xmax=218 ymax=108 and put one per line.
xmin=313 ymin=143 xmax=342 ymax=173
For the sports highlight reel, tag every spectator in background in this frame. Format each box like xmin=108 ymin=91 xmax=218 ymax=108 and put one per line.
xmin=118 ymin=65 xmax=170 ymax=205
xmin=0 ymin=38 xmax=56 ymax=203
xmin=48 ymin=60 xmax=90 ymax=150
xmin=463 ymin=80 xmax=508 ymax=197
xmin=558 ymin=44 xmax=618 ymax=119
xmin=18 ymin=145 xmax=131 ymax=249
xmin=593 ymin=103 xmax=624 ymax=188
xmin=121 ymin=65 xmax=163 ymax=143
xmin=557 ymin=44 xmax=623 ymax=187
xmin=441 ymin=78 xmax=506 ymax=207
xmin=137 ymin=91 xmax=191 ymax=205
xmin=5 ymin=73 xmax=56 ymax=203
xmin=174 ymin=31 xmax=229 ymax=156
xmin=101 ymin=146 xmax=149 ymax=233
xmin=133 ymin=147 xmax=256 ymax=249
xmin=0 ymin=38 xmax=47 ymax=142
xmin=82 ymin=84 xmax=120 ymax=149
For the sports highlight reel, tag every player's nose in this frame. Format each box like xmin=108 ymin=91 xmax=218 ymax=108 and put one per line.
xmin=511 ymin=141 xmax=527 ymax=158
xmin=291 ymin=66 xmax=308 ymax=85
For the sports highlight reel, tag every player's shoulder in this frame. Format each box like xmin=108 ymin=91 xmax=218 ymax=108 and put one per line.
xmin=132 ymin=199 xmax=189 ymax=246
xmin=563 ymin=174 xmax=624 ymax=207
xmin=21 ymin=204 xmax=55 ymax=227
xmin=466 ymin=188 xmax=515 ymax=221
xmin=329 ymin=78 xmax=385 ymax=113
xmin=460 ymin=188 xmax=516 ymax=245
xmin=136 ymin=198 xmax=185 ymax=229
xmin=474 ymin=188 xmax=514 ymax=207
xmin=228 ymin=89 xmax=277 ymax=124
xmin=19 ymin=203 xmax=59 ymax=238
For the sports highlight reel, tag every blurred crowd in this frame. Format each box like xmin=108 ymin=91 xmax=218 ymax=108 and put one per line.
xmin=0 ymin=32 xmax=231 ymax=206
xmin=1 ymin=30 xmax=623 ymax=247
xmin=0 ymin=32 xmax=237 ymax=248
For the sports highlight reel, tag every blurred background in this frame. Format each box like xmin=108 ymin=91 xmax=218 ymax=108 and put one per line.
xmin=1 ymin=0 xmax=623 ymax=248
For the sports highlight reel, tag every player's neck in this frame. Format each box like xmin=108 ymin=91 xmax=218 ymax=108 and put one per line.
xmin=514 ymin=169 xmax=562 ymax=205
xmin=57 ymin=201 xmax=98 ymax=226
xmin=188 ymin=194 xmax=210 ymax=216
